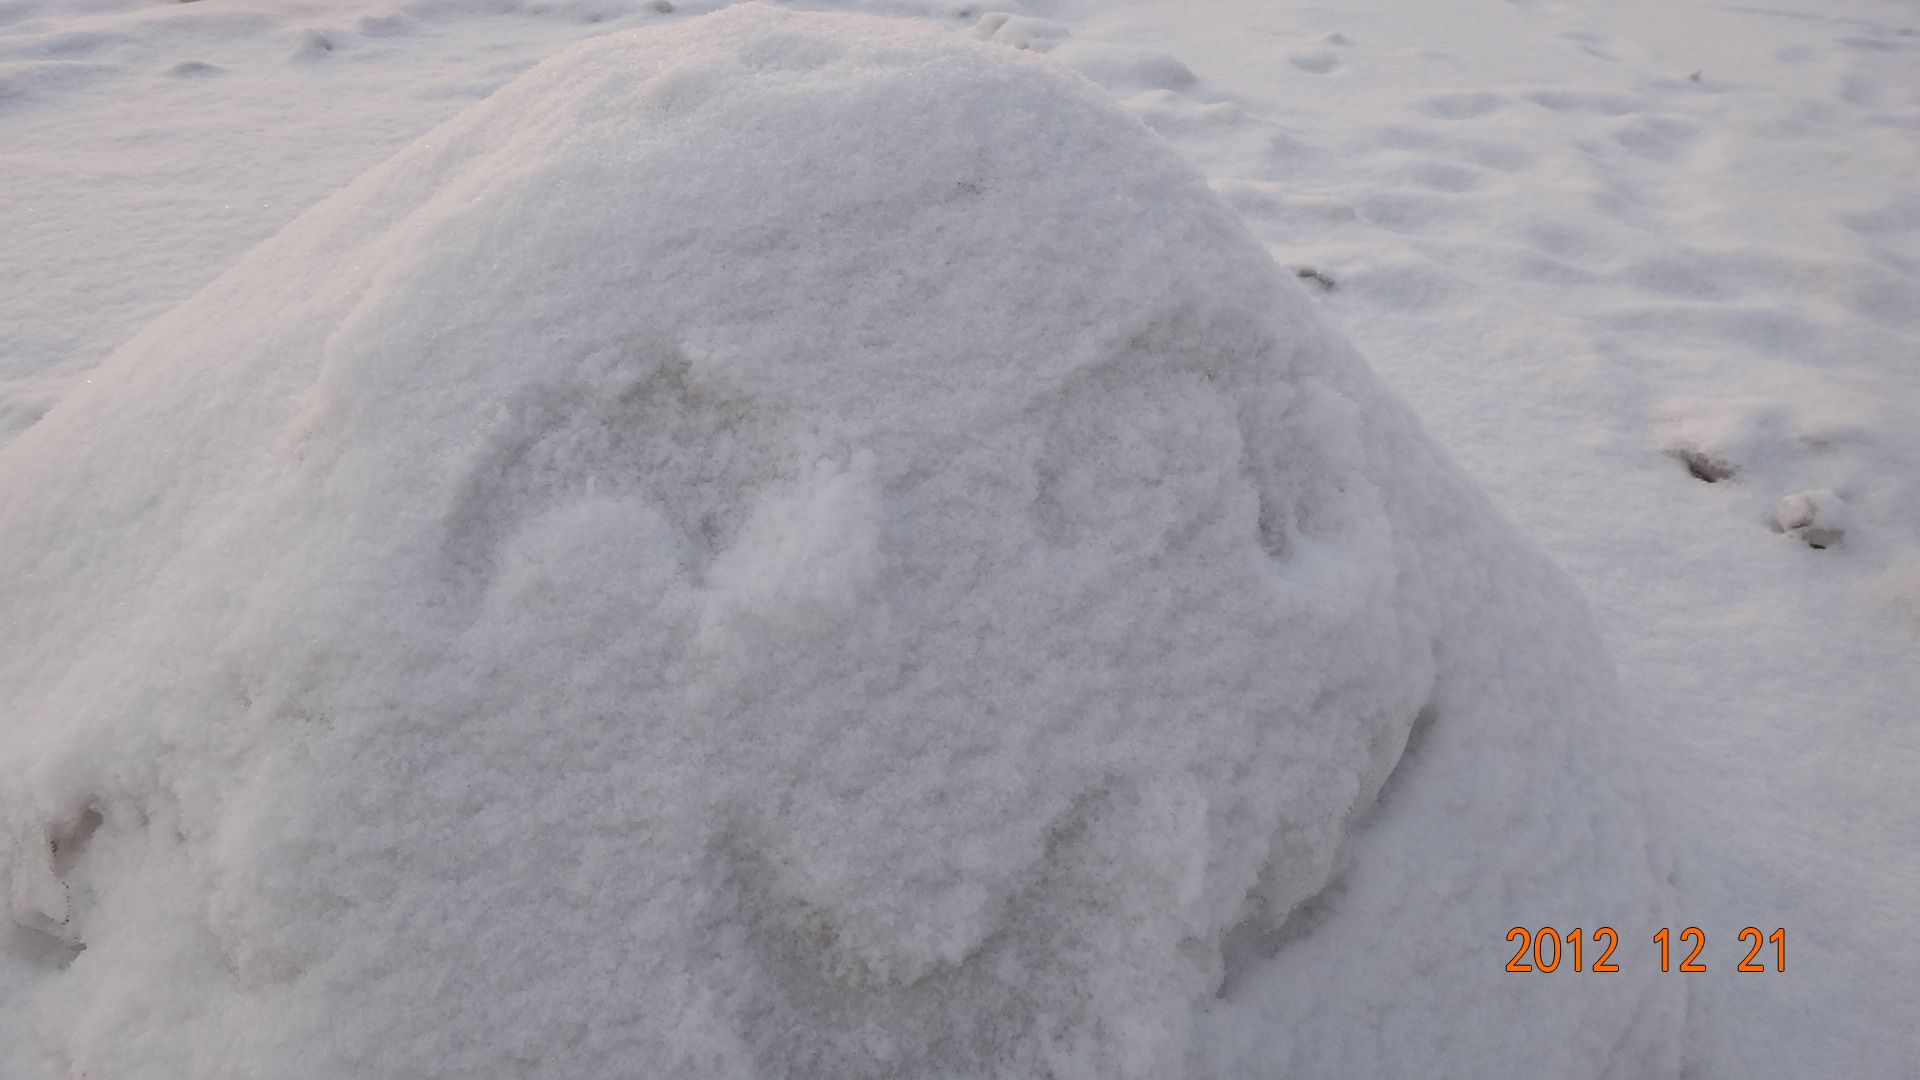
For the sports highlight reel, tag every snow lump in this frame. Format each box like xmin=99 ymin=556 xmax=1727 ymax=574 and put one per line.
xmin=0 ymin=6 xmax=1680 ymax=1078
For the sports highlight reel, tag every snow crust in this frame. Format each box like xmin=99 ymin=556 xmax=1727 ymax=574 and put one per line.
xmin=1 ymin=6 xmax=1677 ymax=1077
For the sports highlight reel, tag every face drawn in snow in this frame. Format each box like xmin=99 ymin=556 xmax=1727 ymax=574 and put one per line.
xmin=0 ymin=7 xmax=1676 ymax=1079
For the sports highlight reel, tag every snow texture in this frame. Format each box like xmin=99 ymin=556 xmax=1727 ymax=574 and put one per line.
xmin=1 ymin=6 xmax=1676 ymax=1078
xmin=1774 ymin=488 xmax=1849 ymax=549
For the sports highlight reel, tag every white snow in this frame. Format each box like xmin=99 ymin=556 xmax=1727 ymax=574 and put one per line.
xmin=1775 ymin=488 xmax=1851 ymax=549
xmin=0 ymin=6 xmax=1677 ymax=1076
xmin=1 ymin=0 xmax=1915 ymax=1077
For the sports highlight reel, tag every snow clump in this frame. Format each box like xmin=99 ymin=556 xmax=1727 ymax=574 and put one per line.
xmin=1775 ymin=488 xmax=1849 ymax=548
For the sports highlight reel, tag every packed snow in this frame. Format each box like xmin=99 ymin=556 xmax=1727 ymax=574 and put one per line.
xmin=1 ymin=0 xmax=1915 ymax=1077
xmin=0 ymin=9 xmax=1674 ymax=1075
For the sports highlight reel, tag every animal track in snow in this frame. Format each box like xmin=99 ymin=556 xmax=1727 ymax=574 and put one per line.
xmin=1613 ymin=115 xmax=1704 ymax=164
xmin=1559 ymin=29 xmax=1642 ymax=63
xmin=1673 ymin=446 xmax=1737 ymax=483
xmin=9 ymin=805 xmax=103 ymax=970
xmin=357 ymin=13 xmax=416 ymax=37
xmin=1288 ymin=50 xmax=1340 ymax=74
xmin=1418 ymin=91 xmax=1508 ymax=120
xmin=1373 ymin=124 xmax=1535 ymax=172
xmin=290 ymin=28 xmax=335 ymax=61
xmin=1355 ymin=190 xmax=1464 ymax=233
xmin=1837 ymin=35 xmax=1909 ymax=53
xmin=1400 ymin=159 xmax=1487 ymax=193
xmin=1528 ymin=89 xmax=1640 ymax=115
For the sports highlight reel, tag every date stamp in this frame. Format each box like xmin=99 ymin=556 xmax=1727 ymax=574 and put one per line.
xmin=1505 ymin=927 xmax=1785 ymax=973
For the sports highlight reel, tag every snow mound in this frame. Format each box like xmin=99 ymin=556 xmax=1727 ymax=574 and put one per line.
xmin=0 ymin=6 xmax=1679 ymax=1078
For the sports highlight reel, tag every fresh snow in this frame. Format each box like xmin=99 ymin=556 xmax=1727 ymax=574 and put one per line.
xmin=1 ymin=0 xmax=1916 ymax=1077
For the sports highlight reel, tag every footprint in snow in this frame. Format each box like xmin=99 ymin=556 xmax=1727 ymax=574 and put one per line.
xmin=1838 ymin=35 xmax=1909 ymax=53
xmin=1560 ymin=29 xmax=1632 ymax=63
xmin=1289 ymin=51 xmax=1341 ymax=74
xmin=167 ymin=59 xmax=223 ymax=78
xmin=357 ymin=13 xmax=416 ymax=37
xmin=1673 ymin=446 xmax=1736 ymax=484
xmin=1418 ymin=91 xmax=1508 ymax=120
xmin=291 ymin=29 xmax=335 ymax=62
xmin=1613 ymin=115 xmax=1704 ymax=164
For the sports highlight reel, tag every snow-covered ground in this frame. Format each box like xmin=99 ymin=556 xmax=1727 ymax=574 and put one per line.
xmin=2 ymin=0 xmax=1916 ymax=1076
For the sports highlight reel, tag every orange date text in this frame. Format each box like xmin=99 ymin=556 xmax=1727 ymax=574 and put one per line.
xmin=1505 ymin=927 xmax=1784 ymax=973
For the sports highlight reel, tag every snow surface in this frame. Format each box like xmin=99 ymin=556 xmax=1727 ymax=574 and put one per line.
xmin=1 ymin=0 xmax=1916 ymax=1076
xmin=0 ymin=6 xmax=1680 ymax=1077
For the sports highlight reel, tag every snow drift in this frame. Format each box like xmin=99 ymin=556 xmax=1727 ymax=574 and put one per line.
xmin=0 ymin=6 xmax=1679 ymax=1077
